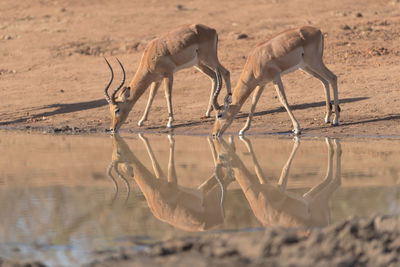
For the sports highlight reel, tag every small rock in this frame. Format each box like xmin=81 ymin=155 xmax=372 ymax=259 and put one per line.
xmin=356 ymin=12 xmax=363 ymax=17
xmin=60 ymin=89 xmax=64 ymax=93
xmin=237 ymin=33 xmax=248 ymax=39
xmin=341 ymin=24 xmax=351 ymax=30
xmin=60 ymin=8 xmax=67 ymax=12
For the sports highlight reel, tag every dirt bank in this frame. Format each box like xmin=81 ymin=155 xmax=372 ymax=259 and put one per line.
xmin=1 ymin=215 xmax=398 ymax=267
xmin=86 ymin=215 xmax=400 ymax=267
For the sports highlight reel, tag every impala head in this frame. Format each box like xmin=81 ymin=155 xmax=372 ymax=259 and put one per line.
xmin=104 ymin=57 xmax=131 ymax=134
xmin=212 ymin=68 xmax=235 ymax=137
xmin=212 ymin=102 xmax=238 ymax=137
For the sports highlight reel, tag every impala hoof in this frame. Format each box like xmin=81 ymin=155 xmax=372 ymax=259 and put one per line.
xmin=292 ymin=129 xmax=301 ymax=135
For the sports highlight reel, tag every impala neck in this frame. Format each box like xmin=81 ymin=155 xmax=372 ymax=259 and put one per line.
xmin=127 ymin=66 xmax=155 ymax=104
xmin=232 ymin=61 xmax=259 ymax=103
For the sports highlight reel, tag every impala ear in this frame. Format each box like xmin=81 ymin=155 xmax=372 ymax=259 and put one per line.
xmin=121 ymin=86 xmax=130 ymax=103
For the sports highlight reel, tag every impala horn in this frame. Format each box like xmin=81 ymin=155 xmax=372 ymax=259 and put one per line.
xmin=111 ymin=58 xmax=126 ymax=102
xmin=103 ymin=57 xmax=126 ymax=104
xmin=213 ymin=68 xmax=222 ymax=101
xmin=103 ymin=57 xmax=114 ymax=104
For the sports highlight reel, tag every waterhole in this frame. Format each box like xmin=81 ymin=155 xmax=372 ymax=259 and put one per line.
xmin=0 ymin=131 xmax=398 ymax=265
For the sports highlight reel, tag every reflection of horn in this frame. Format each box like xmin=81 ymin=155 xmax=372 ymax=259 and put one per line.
xmin=107 ymin=134 xmax=133 ymax=205
xmin=113 ymin=164 xmax=131 ymax=204
xmin=106 ymin=162 xmax=118 ymax=204
xmin=214 ymin=164 xmax=227 ymax=219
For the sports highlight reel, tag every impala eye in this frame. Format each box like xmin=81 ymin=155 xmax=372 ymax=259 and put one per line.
xmin=217 ymin=112 xmax=223 ymax=118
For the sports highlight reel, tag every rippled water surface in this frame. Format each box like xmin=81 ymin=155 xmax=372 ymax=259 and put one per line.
xmin=0 ymin=131 xmax=399 ymax=266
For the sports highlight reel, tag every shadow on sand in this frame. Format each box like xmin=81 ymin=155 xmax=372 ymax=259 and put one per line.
xmin=146 ymin=97 xmax=369 ymax=130
xmin=0 ymin=99 xmax=108 ymax=126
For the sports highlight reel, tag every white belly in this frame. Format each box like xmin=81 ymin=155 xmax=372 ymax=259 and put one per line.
xmin=280 ymin=47 xmax=305 ymax=76
xmin=174 ymin=55 xmax=198 ymax=72
xmin=281 ymin=59 xmax=305 ymax=75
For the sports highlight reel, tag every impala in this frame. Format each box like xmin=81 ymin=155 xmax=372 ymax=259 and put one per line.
xmin=103 ymin=24 xmax=231 ymax=133
xmin=213 ymin=136 xmax=341 ymax=227
xmin=107 ymin=134 xmax=234 ymax=231
xmin=213 ymin=26 xmax=340 ymax=137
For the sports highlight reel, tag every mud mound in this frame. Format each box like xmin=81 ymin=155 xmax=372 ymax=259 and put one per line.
xmin=81 ymin=215 xmax=399 ymax=267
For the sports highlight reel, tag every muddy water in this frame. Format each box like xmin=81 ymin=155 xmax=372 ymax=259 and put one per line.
xmin=0 ymin=131 xmax=399 ymax=266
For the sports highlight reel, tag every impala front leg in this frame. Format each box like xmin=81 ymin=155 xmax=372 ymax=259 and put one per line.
xmin=138 ymin=81 xmax=161 ymax=126
xmin=273 ymin=76 xmax=301 ymax=135
xmin=163 ymin=75 xmax=175 ymax=128
xmin=239 ymin=85 xmax=265 ymax=136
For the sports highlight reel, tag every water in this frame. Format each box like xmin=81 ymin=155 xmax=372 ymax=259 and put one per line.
xmin=0 ymin=131 xmax=399 ymax=266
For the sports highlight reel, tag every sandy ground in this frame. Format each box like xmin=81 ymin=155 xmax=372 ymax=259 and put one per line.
xmin=1 ymin=0 xmax=400 ymax=137
xmin=1 ymin=0 xmax=400 ymax=266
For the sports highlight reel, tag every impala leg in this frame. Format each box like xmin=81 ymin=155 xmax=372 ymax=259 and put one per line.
xmin=278 ymin=137 xmax=300 ymax=190
xmin=167 ymin=134 xmax=177 ymax=184
xmin=333 ymin=139 xmax=342 ymax=186
xmin=273 ymin=76 xmax=301 ymax=135
xmin=302 ymin=67 xmax=332 ymax=124
xmin=196 ymin=64 xmax=220 ymax=117
xmin=240 ymin=136 xmax=269 ymax=184
xmin=239 ymin=85 xmax=265 ymax=136
xmin=138 ymin=133 xmax=165 ymax=179
xmin=308 ymin=64 xmax=340 ymax=126
xmin=138 ymin=81 xmax=161 ymax=126
xmin=303 ymin=138 xmax=334 ymax=199
xmin=303 ymin=139 xmax=341 ymax=224
xmin=163 ymin=75 xmax=174 ymax=128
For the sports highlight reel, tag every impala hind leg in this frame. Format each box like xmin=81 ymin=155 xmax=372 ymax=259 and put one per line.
xmin=306 ymin=63 xmax=340 ymax=126
xmin=196 ymin=64 xmax=220 ymax=118
xmin=302 ymin=67 xmax=332 ymax=124
xmin=273 ymin=76 xmax=301 ymax=135
xmin=138 ymin=81 xmax=161 ymax=126
xmin=239 ymin=85 xmax=265 ymax=136
xmin=278 ymin=136 xmax=300 ymax=190
xmin=167 ymin=134 xmax=177 ymax=184
xmin=163 ymin=75 xmax=175 ymax=128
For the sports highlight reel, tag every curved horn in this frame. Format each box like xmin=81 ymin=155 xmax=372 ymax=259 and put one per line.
xmin=103 ymin=57 xmax=115 ymax=104
xmin=111 ymin=58 xmax=126 ymax=101
xmin=213 ymin=68 xmax=222 ymax=99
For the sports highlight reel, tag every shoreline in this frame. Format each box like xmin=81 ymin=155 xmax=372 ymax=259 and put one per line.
xmin=1 ymin=214 xmax=398 ymax=267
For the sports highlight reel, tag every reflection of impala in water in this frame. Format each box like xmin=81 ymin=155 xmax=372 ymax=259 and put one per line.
xmin=108 ymin=134 xmax=234 ymax=231
xmin=213 ymin=137 xmax=342 ymax=227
